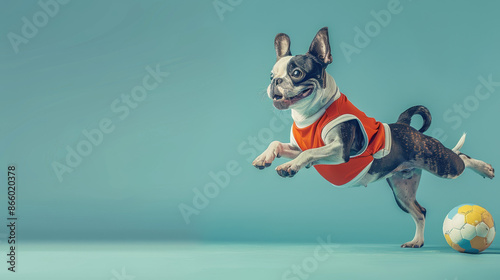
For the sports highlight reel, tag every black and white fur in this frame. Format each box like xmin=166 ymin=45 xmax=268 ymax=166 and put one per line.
xmin=253 ymin=27 xmax=495 ymax=248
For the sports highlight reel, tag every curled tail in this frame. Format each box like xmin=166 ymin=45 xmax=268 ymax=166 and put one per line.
xmin=397 ymin=105 xmax=432 ymax=133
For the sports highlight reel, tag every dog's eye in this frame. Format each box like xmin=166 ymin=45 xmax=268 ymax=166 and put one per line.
xmin=270 ymin=73 xmax=274 ymax=80
xmin=291 ymin=69 xmax=303 ymax=78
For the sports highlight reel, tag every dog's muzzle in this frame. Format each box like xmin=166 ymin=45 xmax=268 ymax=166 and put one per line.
xmin=271 ymin=86 xmax=314 ymax=109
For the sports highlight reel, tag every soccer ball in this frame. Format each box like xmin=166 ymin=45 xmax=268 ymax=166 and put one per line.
xmin=443 ymin=204 xmax=495 ymax=253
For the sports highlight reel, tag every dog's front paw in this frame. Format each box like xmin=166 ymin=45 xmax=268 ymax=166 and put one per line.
xmin=252 ymin=152 xmax=275 ymax=170
xmin=276 ymin=161 xmax=300 ymax=177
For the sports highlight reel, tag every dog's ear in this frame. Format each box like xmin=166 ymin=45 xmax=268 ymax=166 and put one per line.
xmin=308 ymin=27 xmax=332 ymax=65
xmin=274 ymin=33 xmax=291 ymax=61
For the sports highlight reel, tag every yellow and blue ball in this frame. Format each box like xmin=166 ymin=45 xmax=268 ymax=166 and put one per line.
xmin=443 ymin=204 xmax=495 ymax=253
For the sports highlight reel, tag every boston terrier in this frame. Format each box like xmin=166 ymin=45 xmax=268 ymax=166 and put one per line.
xmin=252 ymin=27 xmax=495 ymax=248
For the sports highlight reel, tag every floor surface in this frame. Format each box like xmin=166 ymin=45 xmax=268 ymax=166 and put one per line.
xmin=1 ymin=242 xmax=499 ymax=279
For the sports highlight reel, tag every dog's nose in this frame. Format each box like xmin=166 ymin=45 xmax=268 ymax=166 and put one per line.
xmin=273 ymin=78 xmax=283 ymax=86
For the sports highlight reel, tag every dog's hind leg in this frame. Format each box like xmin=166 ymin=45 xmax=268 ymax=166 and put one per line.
xmin=457 ymin=153 xmax=495 ymax=179
xmin=387 ymin=169 xmax=426 ymax=248
xmin=452 ymin=134 xmax=495 ymax=179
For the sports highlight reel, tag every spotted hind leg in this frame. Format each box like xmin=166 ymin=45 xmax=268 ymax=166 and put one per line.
xmin=387 ymin=169 xmax=426 ymax=248
xmin=458 ymin=153 xmax=495 ymax=179
xmin=451 ymin=133 xmax=493 ymax=179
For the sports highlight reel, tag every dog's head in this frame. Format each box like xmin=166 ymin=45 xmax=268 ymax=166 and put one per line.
xmin=267 ymin=27 xmax=333 ymax=111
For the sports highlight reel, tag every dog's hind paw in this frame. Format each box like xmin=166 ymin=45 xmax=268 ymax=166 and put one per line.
xmin=484 ymin=164 xmax=495 ymax=179
xmin=401 ymin=241 xmax=424 ymax=248
xmin=460 ymin=155 xmax=495 ymax=179
xmin=476 ymin=163 xmax=495 ymax=179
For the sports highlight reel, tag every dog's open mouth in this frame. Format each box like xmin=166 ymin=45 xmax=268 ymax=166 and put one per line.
xmin=272 ymin=86 xmax=314 ymax=109
xmin=292 ymin=86 xmax=314 ymax=100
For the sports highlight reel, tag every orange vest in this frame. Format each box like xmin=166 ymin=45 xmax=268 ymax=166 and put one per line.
xmin=291 ymin=93 xmax=389 ymax=187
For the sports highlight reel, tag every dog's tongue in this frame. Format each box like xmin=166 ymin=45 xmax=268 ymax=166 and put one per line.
xmin=298 ymin=88 xmax=313 ymax=99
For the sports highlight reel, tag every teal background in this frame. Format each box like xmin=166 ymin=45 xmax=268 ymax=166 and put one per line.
xmin=1 ymin=0 xmax=500 ymax=279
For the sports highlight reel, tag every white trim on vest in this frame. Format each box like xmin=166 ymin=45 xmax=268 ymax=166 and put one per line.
xmin=290 ymin=126 xmax=301 ymax=150
xmin=320 ymin=114 xmax=369 ymax=158
xmin=373 ymin=123 xmax=392 ymax=159
xmin=318 ymin=159 xmax=374 ymax=188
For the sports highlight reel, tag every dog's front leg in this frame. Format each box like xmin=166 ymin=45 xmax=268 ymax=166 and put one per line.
xmin=252 ymin=141 xmax=302 ymax=170
xmin=275 ymin=122 xmax=357 ymax=177
xmin=276 ymin=139 xmax=347 ymax=177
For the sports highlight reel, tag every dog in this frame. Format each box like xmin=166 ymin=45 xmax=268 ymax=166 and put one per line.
xmin=252 ymin=27 xmax=495 ymax=248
